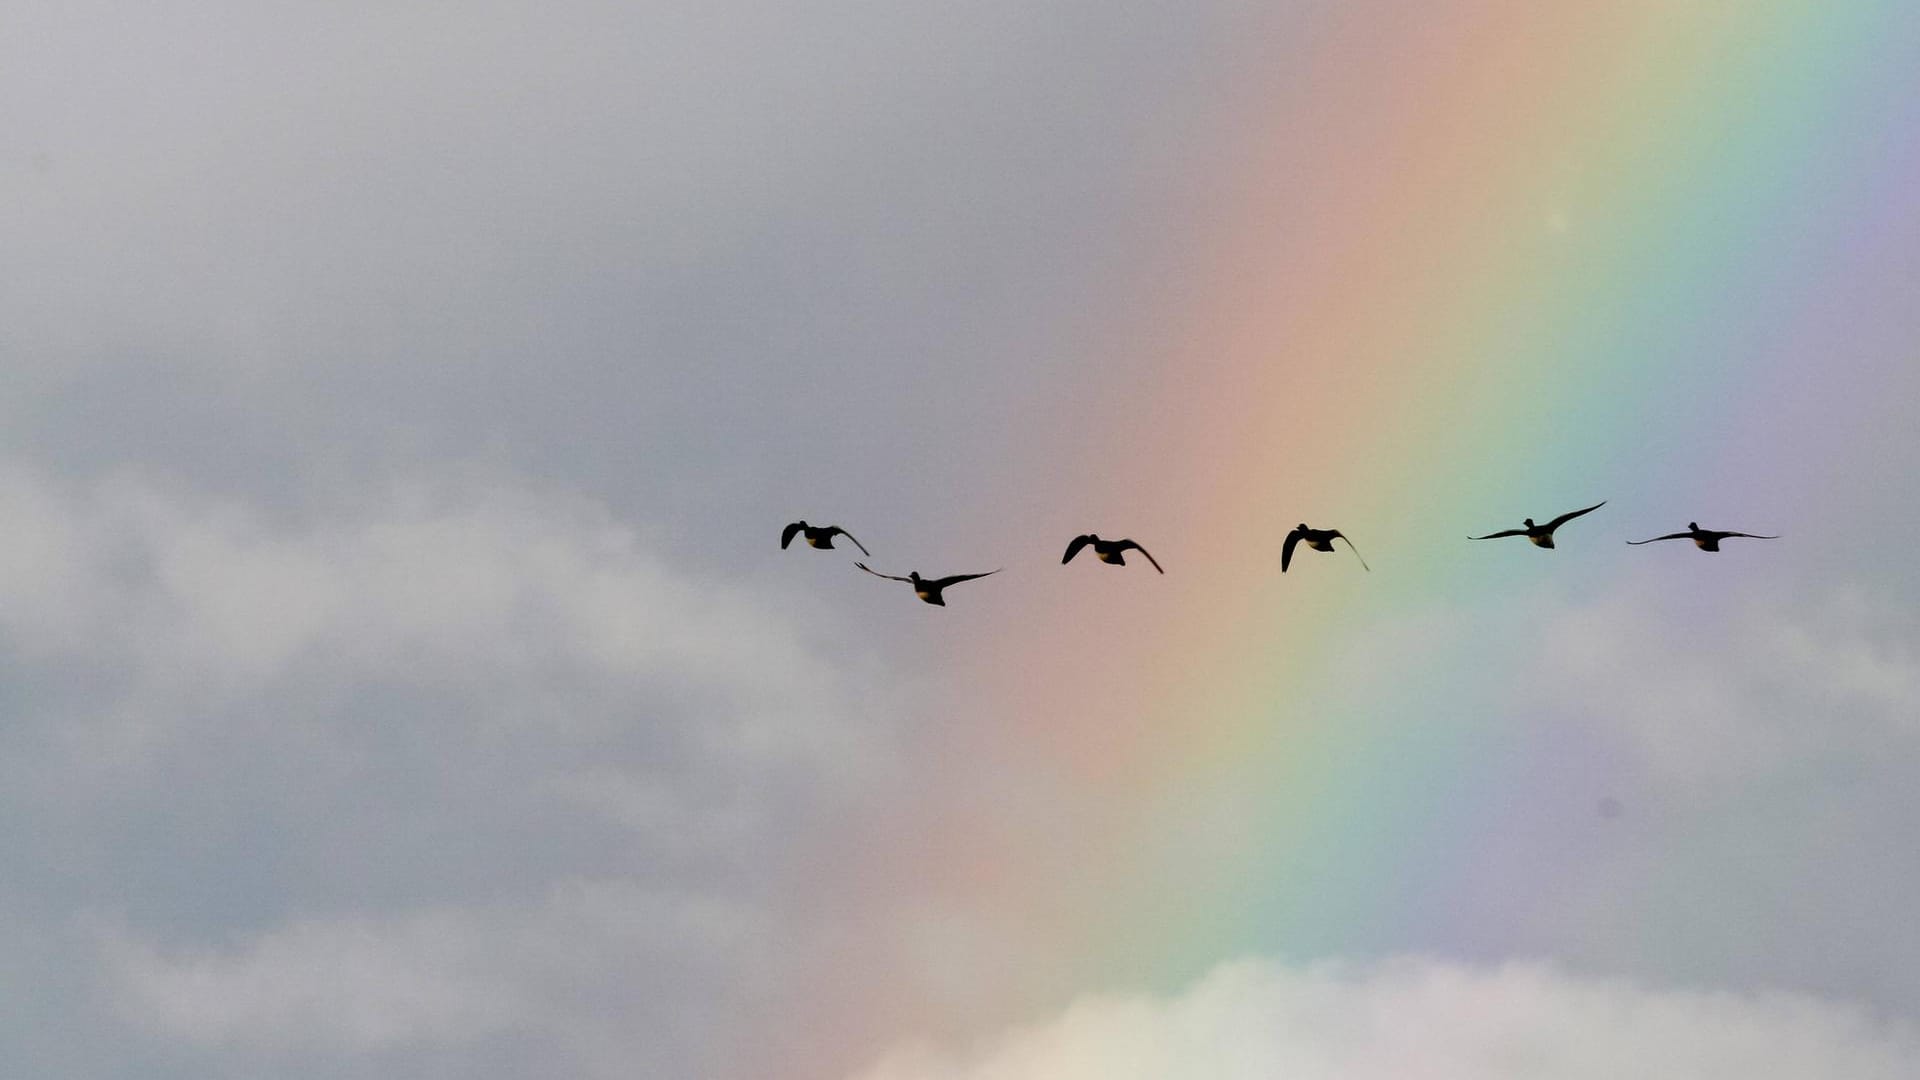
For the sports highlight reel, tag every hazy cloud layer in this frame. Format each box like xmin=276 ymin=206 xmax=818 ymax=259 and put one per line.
xmin=1261 ymin=581 xmax=1920 ymax=1019
xmin=1532 ymin=583 xmax=1920 ymax=782
xmin=101 ymin=879 xmax=769 ymax=1061
xmin=858 ymin=955 xmax=1920 ymax=1080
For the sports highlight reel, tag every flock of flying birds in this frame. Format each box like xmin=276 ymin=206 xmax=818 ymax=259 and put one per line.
xmin=781 ymin=503 xmax=1778 ymax=606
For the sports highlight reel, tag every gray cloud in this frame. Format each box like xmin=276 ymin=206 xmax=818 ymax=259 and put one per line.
xmin=0 ymin=463 xmax=896 ymax=1077
xmin=1530 ymin=583 xmax=1920 ymax=784
xmin=99 ymin=878 xmax=770 ymax=1062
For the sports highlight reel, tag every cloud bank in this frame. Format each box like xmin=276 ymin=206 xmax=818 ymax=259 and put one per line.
xmin=0 ymin=462 xmax=895 ymax=1077
xmin=858 ymin=955 xmax=1920 ymax=1080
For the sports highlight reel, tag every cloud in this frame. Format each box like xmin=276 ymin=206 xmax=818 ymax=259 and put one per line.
xmin=98 ymin=878 xmax=767 ymax=1056
xmin=1287 ymin=585 xmax=1920 ymax=1015
xmin=856 ymin=955 xmax=1920 ymax=1080
xmin=1529 ymin=583 xmax=1920 ymax=784
xmin=0 ymin=463 xmax=890 ymax=783
xmin=0 ymin=461 xmax=896 ymax=1076
xmin=101 ymin=909 xmax=529 ymax=1051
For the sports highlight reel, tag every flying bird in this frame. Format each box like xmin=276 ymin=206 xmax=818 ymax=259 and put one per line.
xmin=1626 ymin=522 xmax=1779 ymax=551
xmin=1281 ymin=524 xmax=1370 ymax=572
xmin=1062 ymin=534 xmax=1164 ymax=573
xmin=1469 ymin=501 xmax=1606 ymax=548
xmin=780 ymin=520 xmax=871 ymax=557
xmin=855 ymin=563 xmax=1000 ymax=606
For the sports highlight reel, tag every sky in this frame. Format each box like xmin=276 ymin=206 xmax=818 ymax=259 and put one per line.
xmin=4 ymin=1 xmax=1920 ymax=1077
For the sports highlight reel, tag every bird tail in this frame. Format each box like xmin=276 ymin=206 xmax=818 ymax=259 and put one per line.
xmin=1339 ymin=535 xmax=1371 ymax=572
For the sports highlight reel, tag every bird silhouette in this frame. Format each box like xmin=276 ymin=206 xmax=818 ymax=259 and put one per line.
xmin=781 ymin=520 xmax=871 ymax=557
xmin=855 ymin=563 xmax=1000 ymax=606
xmin=1627 ymin=522 xmax=1778 ymax=551
xmin=1281 ymin=524 xmax=1369 ymax=572
xmin=1469 ymin=501 xmax=1605 ymax=549
xmin=1062 ymin=534 xmax=1164 ymax=573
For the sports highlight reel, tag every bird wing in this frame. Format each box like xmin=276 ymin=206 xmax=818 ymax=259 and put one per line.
xmin=1117 ymin=540 xmax=1164 ymax=573
xmin=1544 ymin=501 xmax=1606 ymax=531
xmin=1469 ymin=528 xmax=1526 ymax=540
xmin=1062 ymin=535 xmax=1093 ymax=565
xmin=1719 ymin=531 xmax=1780 ymax=540
xmin=1281 ymin=527 xmax=1302 ymax=572
xmin=854 ymin=562 xmax=911 ymax=584
xmin=781 ymin=522 xmax=804 ymax=549
xmin=831 ymin=527 xmax=872 ymax=556
xmin=1331 ymin=531 xmax=1370 ymax=571
xmin=929 ymin=569 xmax=1001 ymax=589
xmin=1625 ymin=532 xmax=1690 ymax=545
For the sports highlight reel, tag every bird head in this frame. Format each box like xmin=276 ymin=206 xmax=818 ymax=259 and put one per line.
xmin=1296 ymin=523 xmax=1309 ymax=532
xmin=1523 ymin=518 xmax=1536 ymax=528
xmin=907 ymin=571 xmax=923 ymax=584
xmin=1688 ymin=522 xmax=1700 ymax=531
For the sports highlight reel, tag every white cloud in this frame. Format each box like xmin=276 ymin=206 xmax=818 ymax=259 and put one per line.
xmin=856 ymin=955 xmax=1920 ymax=1080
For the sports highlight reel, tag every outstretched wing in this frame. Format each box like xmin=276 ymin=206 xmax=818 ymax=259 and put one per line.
xmin=1544 ymin=501 xmax=1606 ymax=531
xmin=781 ymin=522 xmax=804 ymax=549
xmin=1468 ymin=528 xmax=1526 ymax=540
xmin=1116 ymin=540 xmax=1164 ymax=574
xmin=1719 ymin=531 xmax=1779 ymax=540
xmin=928 ymin=569 xmax=1001 ymax=589
xmin=1331 ymin=531 xmax=1370 ymax=572
xmin=830 ymin=527 xmax=872 ymax=556
xmin=1062 ymin=535 xmax=1093 ymax=565
xmin=1281 ymin=527 xmax=1303 ymax=572
xmin=854 ymin=562 xmax=912 ymax=584
xmin=1625 ymin=532 xmax=1690 ymax=545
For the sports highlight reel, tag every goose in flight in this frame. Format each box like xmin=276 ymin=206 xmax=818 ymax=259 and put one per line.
xmin=1062 ymin=534 xmax=1164 ymax=573
xmin=781 ymin=520 xmax=871 ymax=557
xmin=1469 ymin=501 xmax=1605 ymax=549
xmin=855 ymin=563 xmax=1000 ymax=606
xmin=1627 ymin=522 xmax=1778 ymax=551
xmin=1281 ymin=524 xmax=1369 ymax=572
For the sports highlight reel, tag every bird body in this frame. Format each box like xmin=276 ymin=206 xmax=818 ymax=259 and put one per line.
xmin=1626 ymin=522 xmax=1778 ymax=552
xmin=781 ymin=520 xmax=871 ymax=556
xmin=1281 ymin=524 xmax=1369 ymax=572
xmin=856 ymin=563 xmax=1000 ymax=606
xmin=1470 ymin=501 xmax=1606 ymax=548
xmin=1062 ymin=534 xmax=1164 ymax=573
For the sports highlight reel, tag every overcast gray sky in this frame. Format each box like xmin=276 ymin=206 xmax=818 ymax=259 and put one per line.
xmin=5 ymin=3 xmax=1920 ymax=1078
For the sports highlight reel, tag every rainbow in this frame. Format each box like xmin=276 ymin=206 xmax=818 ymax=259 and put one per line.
xmin=822 ymin=2 xmax=1916 ymax=1066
